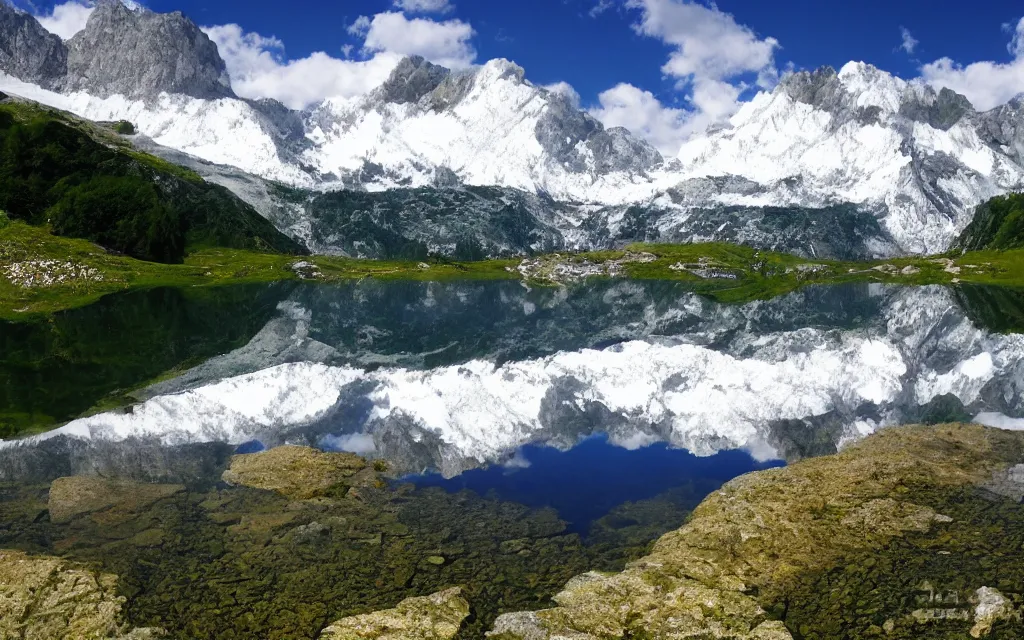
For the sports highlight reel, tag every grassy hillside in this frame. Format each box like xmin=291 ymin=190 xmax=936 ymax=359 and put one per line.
xmin=954 ymin=192 xmax=1024 ymax=251
xmin=0 ymin=99 xmax=304 ymax=262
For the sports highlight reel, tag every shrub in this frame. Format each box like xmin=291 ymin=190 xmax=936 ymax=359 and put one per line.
xmin=113 ymin=120 xmax=136 ymax=135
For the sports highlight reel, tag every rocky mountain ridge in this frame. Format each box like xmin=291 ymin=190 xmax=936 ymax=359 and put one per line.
xmin=0 ymin=2 xmax=1022 ymax=257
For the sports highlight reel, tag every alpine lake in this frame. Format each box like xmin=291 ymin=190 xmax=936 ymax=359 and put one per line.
xmin=3 ymin=277 xmax=1024 ymax=639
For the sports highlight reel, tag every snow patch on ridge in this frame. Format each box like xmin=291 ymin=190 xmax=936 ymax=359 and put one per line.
xmin=0 ymin=74 xmax=311 ymax=186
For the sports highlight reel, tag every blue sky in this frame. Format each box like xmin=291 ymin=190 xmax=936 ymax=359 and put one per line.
xmin=15 ymin=0 xmax=1024 ymax=154
xmin=138 ymin=0 xmax=1023 ymax=101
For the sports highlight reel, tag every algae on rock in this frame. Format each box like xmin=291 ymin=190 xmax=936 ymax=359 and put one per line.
xmin=47 ymin=476 xmax=184 ymax=524
xmin=0 ymin=549 xmax=163 ymax=640
xmin=221 ymin=445 xmax=372 ymax=499
xmin=319 ymin=587 xmax=470 ymax=640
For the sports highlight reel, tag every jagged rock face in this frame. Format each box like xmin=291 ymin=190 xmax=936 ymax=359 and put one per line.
xmin=1 ymin=0 xmax=1024 ymax=258
xmin=373 ymin=55 xmax=451 ymax=105
xmin=0 ymin=2 xmax=66 ymax=89
xmin=302 ymin=58 xmax=664 ymax=200
xmin=65 ymin=0 xmax=232 ymax=100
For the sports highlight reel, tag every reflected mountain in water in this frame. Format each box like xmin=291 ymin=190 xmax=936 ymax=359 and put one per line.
xmin=4 ymin=280 xmax=1024 ymax=479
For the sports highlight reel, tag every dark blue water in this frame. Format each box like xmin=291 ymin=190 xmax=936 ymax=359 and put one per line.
xmin=411 ymin=435 xmax=783 ymax=534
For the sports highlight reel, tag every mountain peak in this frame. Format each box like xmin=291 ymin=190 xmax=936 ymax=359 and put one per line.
xmin=478 ymin=58 xmax=527 ymax=85
xmin=374 ymin=56 xmax=451 ymax=105
xmin=0 ymin=1 xmax=66 ymax=89
xmin=65 ymin=3 xmax=232 ymax=100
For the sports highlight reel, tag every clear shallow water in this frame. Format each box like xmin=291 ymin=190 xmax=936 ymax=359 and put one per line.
xmin=3 ymin=278 xmax=1024 ymax=639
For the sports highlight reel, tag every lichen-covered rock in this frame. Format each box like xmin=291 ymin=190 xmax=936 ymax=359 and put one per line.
xmin=221 ymin=445 xmax=369 ymax=499
xmin=489 ymin=425 xmax=1024 ymax=639
xmin=47 ymin=476 xmax=184 ymax=524
xmin=0 ymin=549 xmax=162 ymax=639
xmin=319 ymin=587 xmax=470 ymax=640
xmin=970 ymin=587 xmax=1018 ymax=638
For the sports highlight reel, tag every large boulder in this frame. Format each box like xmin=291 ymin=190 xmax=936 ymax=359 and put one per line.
xmin=319 ymin=587 xmax=470 ymax=640
xmin=221 ymin=445 xmax=372 ymax=500
xmin=0 ymin=549 xmax=163 ymax=639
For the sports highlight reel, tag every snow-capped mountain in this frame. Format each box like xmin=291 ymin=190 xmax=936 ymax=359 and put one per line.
xmin=676 ymin=63 xmax=1024 ymax=254
xmin=1 ymin=1 xmax=1023 ymax=256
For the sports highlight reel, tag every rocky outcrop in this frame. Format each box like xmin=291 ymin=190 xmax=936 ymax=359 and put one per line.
xmin=221 ymin=445 xmax=373 ymax=499
xmin=47 ymin=476 xmax=184 ymax=524
xmin=0 ymin=2 xmax=66 ymax=89
xmin=489 ymin=424 xmax=1024 ymax=639
xmin=373 ymin=56 xmax=451 ymax=105
xmin=319 ymin=587 xmax=470 ymax=640
xmin=65 ymin=0 xmax=232 ymax=100
xmin=0 ymin=549 xmax=163 ymax=639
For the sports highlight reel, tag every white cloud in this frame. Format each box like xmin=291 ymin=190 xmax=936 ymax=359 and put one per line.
xmin=33 ymin=0 xmax=94 ymax=40
xmin=919 ymin=17 xmax=1024 ymax=111
xmin=591 ymin=0 xmax=778 ymax=154
xmin=590 ymin=83 xmax=695 ymax=156
xmin=590 ymin=0 xmax=615 ymax=17
xmin=543 ymin=81 xmax=581 ymax=108
xmin=627 ymin=0 xmax=778 ymax=86
xmin=899 ymin=27 xmax=918 ymax=55
xmin=350 ymin=11 xmax=476 ymax=69
xmin=203 ymin=24 xmax=402 ymax=109
xmin=393 ymin=0 xmax=454 ymax=14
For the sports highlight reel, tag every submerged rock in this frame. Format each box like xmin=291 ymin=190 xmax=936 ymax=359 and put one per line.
xmin=0 ymin=549 xmax=163 ymax=639
xmin=319 ymin=587 xmax=470 ymax=640
xmin=489 ymin=424 xmax=1024 ymax=639
xmin=221 ymin=445 xmax=371 ymax=499
xmin=47 ymin=476 xmax=184 ymax=524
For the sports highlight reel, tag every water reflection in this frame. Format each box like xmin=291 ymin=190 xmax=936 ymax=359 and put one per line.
xmin=0 ymin=283 xmax=293 ymax=437
xmin=412 ymin=435 xmax=783 ymax=534
xmin=5 ymin=280 xmax=1024 ymax=480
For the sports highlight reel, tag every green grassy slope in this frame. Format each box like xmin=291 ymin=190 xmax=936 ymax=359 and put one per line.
xmin=0 ymin=99 xmax=303 ymax=262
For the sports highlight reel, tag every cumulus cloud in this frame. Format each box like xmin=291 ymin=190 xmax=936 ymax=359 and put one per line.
xmin=590 ymin=0 xmax=778 ymax=155
xmin=898 ymin=27 xmax=918 ymax=55
xmin=920 ymin=17 xmax=1024 ymax=111
xmin=32 ymin=0 xmax=95 ymax=40
xmin=393 ymin=0 xmax=454 ymax=14
xmin=590 ymin=83 xmax=693 ymax=156
xmin=349 ymin=11 xmax=476 ymax=69
xmin=543 ymin=81 xmax=581 ymax=107
xmin=627 ymin=0 xmax=778 ymax=86
xmin=203 ymin=24 xmax=402 ymax=109
xmin=201 ymin=9 xmax=479 ymax=108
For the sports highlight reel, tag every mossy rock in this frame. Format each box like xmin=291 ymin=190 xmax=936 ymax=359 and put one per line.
xmin=47 ymin=476 xmax=184 ymax=524
xmin=0 ymin=549 xmax=163 ymax=639
xmin=221 ymin=445 xmax=369 ymax=500
xmin=319 ymin=587 xmax=470 ymax=640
